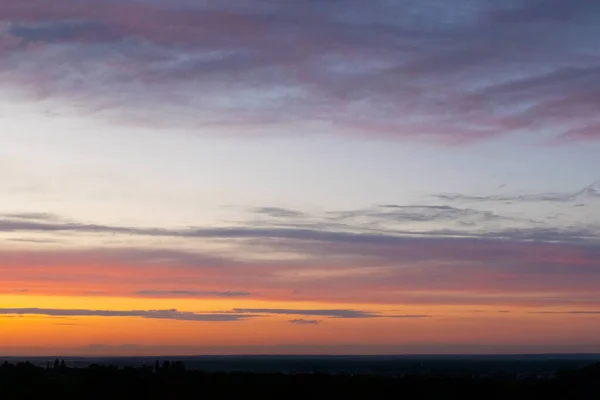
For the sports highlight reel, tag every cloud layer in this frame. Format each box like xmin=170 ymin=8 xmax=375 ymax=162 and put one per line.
xmin=1 ymin=0 xmax=599 ymax=142
xmin=0 ymin=307 xmax=406 ymax=322
xmin=2 ymin=181 xmax=599 ymax=309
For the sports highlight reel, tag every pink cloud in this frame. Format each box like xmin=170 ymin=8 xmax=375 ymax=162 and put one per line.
xmin=0 ymin=0 xmax=598 ymax=143
xmin=1 ymin=234 xmax=599 ymax=308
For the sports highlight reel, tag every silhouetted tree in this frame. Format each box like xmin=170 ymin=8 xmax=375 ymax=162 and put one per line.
xmin=0 ymin=359 xmax=599 ymax=400
xmin=173 ymin=361 xmax=186 ymax=372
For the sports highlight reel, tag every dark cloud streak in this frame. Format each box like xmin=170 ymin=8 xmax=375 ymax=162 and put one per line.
xmin=289 ymin=319 xmax=320 ymax=325
xmin=232 ymin=308 xmax=376 ymax=318
xmin=435 ymin=182 xmax=600 ymax=204
xmin=1 ymin=216 xmax=597 ymax=245
xmin=0 ymin=308 xmax=248 ymax=322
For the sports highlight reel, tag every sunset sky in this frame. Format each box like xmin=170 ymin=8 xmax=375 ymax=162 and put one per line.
xmin=1 ymin=0 xmax=600 ymax=356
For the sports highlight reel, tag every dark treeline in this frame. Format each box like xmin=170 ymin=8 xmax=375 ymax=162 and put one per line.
xmin=1 ymin=359 xmax=599 ymax=399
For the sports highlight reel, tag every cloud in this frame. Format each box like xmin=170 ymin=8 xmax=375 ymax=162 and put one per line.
xmin=251 ymin=207 xmax=307 ymax=219
xmin=0 ymin=306 xmax=410 ymax=322
xmin=1 ymin=0 xmax=599 ymax=142
xmin=233 ymin=308 xmax=395 ymax=319
xmin=289 ymin=319 xmax=320 ymax=325
xmin=327 ymin=204 xmax=515 ymax=226
xmin=1 ymin=212 xmax=62 ymax=221
xmin=7 ymin=20 xmax=108 ymax=42
xmin=529 ymin=311 xmax=600 ymax=315
xmin=8 ymin=237 xmax=560 ymax=309
xmin=1 ymin=206 xmax=599 ymax=308
xmin=1 ymin=213 xmax=597 ymax=246
xmin=134 ymin=290 xmax=251 ymax=298
xmin=7 ymin=238 xmax=61 ymax=244
xmin=0 ymin=308 xmax=249 ymax=322
xmin=243 ymin=204 xmax=518 ymax=235
xmin=435 ymin=182 xmax=600 ymax=204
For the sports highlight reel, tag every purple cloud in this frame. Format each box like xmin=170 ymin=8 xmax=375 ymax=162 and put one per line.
xmin=1 ymin=240 xmax=600 ymax=307
xmin=0 ymin=0 xmax=599 ymax=142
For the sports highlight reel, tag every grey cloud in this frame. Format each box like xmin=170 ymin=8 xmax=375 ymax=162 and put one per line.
xmin=474 ymin=226 xmax=599 ymax=243
xmin=247 ymin=204 xmax=513 ymax=233
xmin=135 ymin=290 xmax=251 ymax=298
xmin=289 ymin=319 xmax=321 ymax=325
xmin=0 ymin=308 xmax=248 ymax=322
xmin=7 ymin=238 xmax=61 ymax=244
xmin=435 ymin=182 xmax=600 ymax=204
xmin=252 ymin=207 xmax=307 ymax=219
xmin=2 ymin=212 xmax=62 ymax=221
xmin=1 ymin=213 xmax=598 ymax=247
xmin=329 ymin=204 xmax=511 ymax=224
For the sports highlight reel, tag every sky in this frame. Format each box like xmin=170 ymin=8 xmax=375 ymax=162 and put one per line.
xmin=1 ymin=0 xmax=600 ymax=356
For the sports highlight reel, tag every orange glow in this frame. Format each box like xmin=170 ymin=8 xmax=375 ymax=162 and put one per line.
xmin=2 ymin=294 xmax=600 ymax=356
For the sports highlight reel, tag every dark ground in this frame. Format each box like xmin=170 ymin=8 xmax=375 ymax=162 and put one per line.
xmin=1 ymin=356 xmax=599 ymax=399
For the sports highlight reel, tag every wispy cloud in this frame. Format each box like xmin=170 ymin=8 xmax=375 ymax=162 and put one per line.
xmin=0 ymin=307 xmax=408 ymax=322
xmin=232 ymin=308 xmax=429 ymax=319
xmin=1 ymin=205 xmax=599 ymax=308
xmin=289 ymin=319 xmax=320 ymax=325
xmin=1 ymin=0 xmax=599 ymax=142
xmin=435 ymin=182 xmax=600 ymax=204
xmin=251 ymin=207 xmax=307 ymax=219
xmin=326 ymin=204 xmax=516 ymax=227
xmin=4 ymin=242 xmax=596 ymax=307
xmin=0 ymin=308 xmax=249 ymax=322
xmin=1 ymin=212 xmax=62 ymax=221
xmin=1 ymin=216 xmax=597 ymax=247
xmin=233 ymin=308 xmax=377 ymax=319
xmin=7 ymin=238 xmax=61 ymax=244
